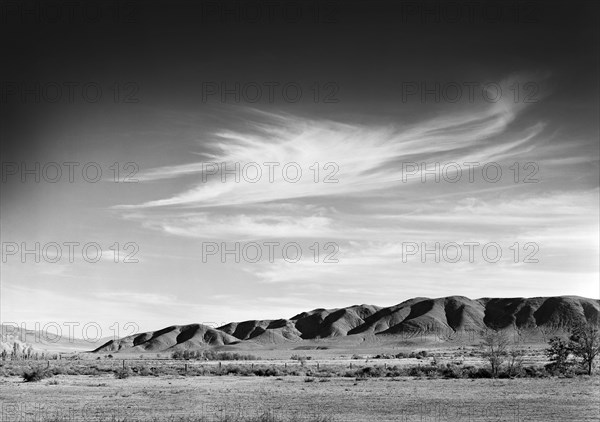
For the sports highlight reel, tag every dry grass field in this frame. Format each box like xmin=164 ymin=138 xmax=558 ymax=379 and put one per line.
xmin=0 ymin=373 xmax=598 ymax=421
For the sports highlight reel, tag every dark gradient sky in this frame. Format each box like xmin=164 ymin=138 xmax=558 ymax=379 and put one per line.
xmin=1 ymin=0 xmax=598 ymax=332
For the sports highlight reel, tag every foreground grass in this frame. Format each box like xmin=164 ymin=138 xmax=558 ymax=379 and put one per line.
xmin=0 ymin=375 xmax=597 ymax=421
xmin=44 ymin=413 xmax=334 ymax=422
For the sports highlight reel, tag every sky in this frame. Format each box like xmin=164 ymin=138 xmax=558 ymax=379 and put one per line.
xmin=1 ymin=0 xmax=598 ymax=337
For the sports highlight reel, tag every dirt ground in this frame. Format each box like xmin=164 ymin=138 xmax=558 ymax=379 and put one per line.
xmin=0 ymin=374 xmax=598 ymax=421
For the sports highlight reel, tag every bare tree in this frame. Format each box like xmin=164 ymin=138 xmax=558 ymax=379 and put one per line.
xmin=569 ymin=323 xmax=600 ymax=375
xmin=506 ymin=347 xmax=525 ymax=377
xmin=480 ymin=329 xmax=510 ymax=377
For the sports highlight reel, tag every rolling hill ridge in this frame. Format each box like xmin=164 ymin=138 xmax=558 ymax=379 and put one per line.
xmin=92 ymin=295 xmax=600 ymax=353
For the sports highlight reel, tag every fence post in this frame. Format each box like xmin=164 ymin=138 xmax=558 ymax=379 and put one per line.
xmin=317 ymin=362 xmax=320 ymax=370
xmin=185 ymin=363 xmax=188 ymax=372
xmin=123 ymin=360 xmax=125 ymax=369
xmin=47 ymin=360 xmax=50 ymax=368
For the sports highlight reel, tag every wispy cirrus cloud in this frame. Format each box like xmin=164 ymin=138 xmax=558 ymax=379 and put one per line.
xmin=103 ymin=72 xmax=597 ymax=303
xmin=117 ymin=74 xmax=546 ymax=210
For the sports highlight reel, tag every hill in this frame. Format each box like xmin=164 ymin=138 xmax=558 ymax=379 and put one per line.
xmin=91 ymin=295 xmax=599 ymax=353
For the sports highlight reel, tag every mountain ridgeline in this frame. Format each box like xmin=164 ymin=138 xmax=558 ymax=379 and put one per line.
xmin=92 ymin=296 xmax=600 ymax=353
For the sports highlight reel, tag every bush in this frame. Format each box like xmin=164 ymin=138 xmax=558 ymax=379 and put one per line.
xmin=409 ymin=350 xmax=429 ymax=359
xmin=222 ymin=365 xmax=253 ymax=376
xmin=356 ymin=366 xmax=385 ymax=378
xmin=546 ymin=337 xmax=573 ymax=374
xmin=253 ymin=367 xmax=281 ymax=377
xmin=114 ymin=367 xmax=132 ymax=379
xmin=291 ymin=355 xmax=308 ymax=366
xmin=441 ymin=363 xmax=463 ymax=379
xmin=407 ymin=366 xmax=427 ymax=377
xmin=384 ymin=366 xmax=403 ymax=377
xmin=172 ymin=350 xmax=259 ymax=361
xmin=22 ymin=368 xmax=51 ymax=382
xmin=524 ymin=366 xmax=549 ymax=378
xmin=467 ymin=367 xmax=492 ymax=379
xmin=138 ymin=365 xmax=152 ymax=376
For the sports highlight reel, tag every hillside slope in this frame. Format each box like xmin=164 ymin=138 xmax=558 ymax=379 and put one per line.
xmin=91 ymin=296 xmax=600 ymax=353
xmin=93 ymin=324 xmax=238 ymax=353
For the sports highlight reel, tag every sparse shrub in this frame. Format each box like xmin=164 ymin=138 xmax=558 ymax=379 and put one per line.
xmin=356 ymin=366 xmax=386 ymax=378
xmin=22 ymin=367 xmax=51 ymax=382
xmin=253 ymin=366 xmax=281 ymax=377
xmin=408 ymin=366 xmax=427 ymax=377
xmin=409 ymin=350 xmax=429 ymax=359
xmin=222 ymin=365 xmax=253 ymax=376
xmin=304 ymin=377 xmax=315 ymax=382
xmin=138 ymin=365 xmax=152 ymax=376
xmin=384 ymin=365 xmax=403 ymax=377
xmin=291 ymin=354 xmax=310 ymax=366
xmin=172 ymin=350 xmax=259 ymax=361
xmin=49 ymin=367 xmax=64 ymax=376
xmin=523 ymin=366 xmax=549 ymax=378
xmin=467 ymin=367 xmax=492 ymax=379
xmin=114 ymin=367 xmax=132 ymax=379
xmin=441 ymin=363 xmax=463 ymax=379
